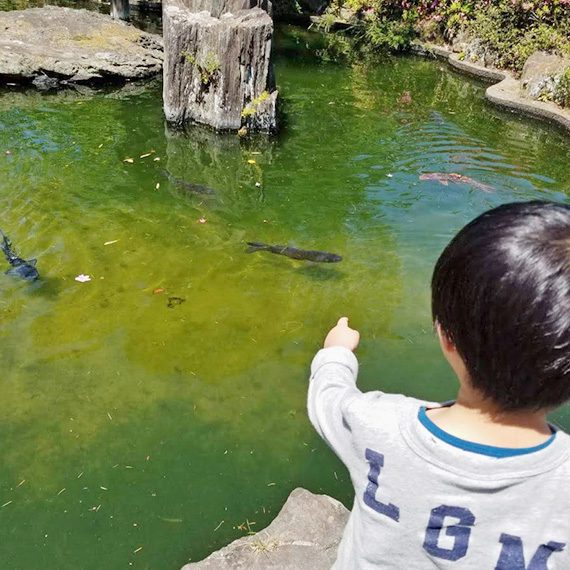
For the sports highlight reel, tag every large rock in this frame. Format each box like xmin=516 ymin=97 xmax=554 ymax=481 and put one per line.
xmin=182 ymin=488 xmax=349 ymax=569
xmin=0 ymin=7 xmax=163 ymax=87
xmin=162 ymin=0 xmax=278 ymax=131
xmin=521 ymin=51 xmax=570 ymax=101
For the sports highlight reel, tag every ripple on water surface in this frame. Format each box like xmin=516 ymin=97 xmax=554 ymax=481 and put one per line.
xmin=0 ymin=26 xmax=569 ymax=569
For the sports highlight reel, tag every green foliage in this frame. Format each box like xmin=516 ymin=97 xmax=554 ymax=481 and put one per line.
xmin=555 ymin=67 xmax=570 ymax=108
xmin=241 ymin=91 xmax=270 ymax=118
xmin=318 ymin=0 xmax=570 ymax=73
xmin=181 ymin=50 xmax=221 ymax=85
xmin=469 ymin=7 xmax=570 ymax=72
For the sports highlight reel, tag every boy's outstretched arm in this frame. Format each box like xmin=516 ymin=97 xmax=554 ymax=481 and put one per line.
xmin=308 ymin=318 xmax=363 ymax=465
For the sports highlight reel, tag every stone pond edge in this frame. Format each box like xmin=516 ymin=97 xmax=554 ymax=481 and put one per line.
xmin=412 ymin=41 xmax=570 ymax=135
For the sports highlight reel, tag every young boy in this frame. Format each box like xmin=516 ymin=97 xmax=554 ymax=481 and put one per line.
xmin=308 ymin=201 xmax=570 ymax=569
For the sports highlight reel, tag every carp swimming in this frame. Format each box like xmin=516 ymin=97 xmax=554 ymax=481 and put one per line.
xmin=1 ymin=230 xmax=40 ymax=281
xmin=419 ymin=172 xmax=493 ymax=193
xmin=246 ymin=242 xmax=342 ymax=263
xmin=161 ymin=169 xmax=216 ymax=196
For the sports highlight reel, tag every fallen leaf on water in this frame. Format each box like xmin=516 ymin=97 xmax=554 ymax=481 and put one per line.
xmin=134 ymin=547 xmax=143 ymax=554
xmin=255 ymin=182 xmax=261 ymax=187
xmin=247 ymin=159 xmax=256 ymax=164
xmin=123 ymin=158 xmax=134 ymax=164
xmin=98 ymin=143 xmax=103 ymax=149
xmin=153 ymin=157 xmax=161 ymax=162
xmin=213 ymin=520 xmax=224 ymax=532
xmin=153 ymin=287 xmax=165 ymax=295
xmin=159 ymin=517 xmax=184 ymax=523
xmin=140 ymin=151 xmax=155 ymax=158
xmin=155 ymin=183 xmax=160 ymax=190
xmin=197 ymin=218 xmax=207 ymax=224
xmin=75 ymin=274 xmax=92 ymax=283
xmin=5 ymin=150 xmax=12 ymax=155
xmin=104 ymin=240 xmax=119 ymax=246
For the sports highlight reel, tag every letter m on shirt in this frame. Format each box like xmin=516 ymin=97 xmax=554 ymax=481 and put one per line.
xmin=495 ymin=534 xmax=566 ymax=569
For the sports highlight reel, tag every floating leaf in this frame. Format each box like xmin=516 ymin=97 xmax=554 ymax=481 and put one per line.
xmin=123 ymin=158 xmax=134 ymax=164
xmin=104 ymin=240 xmax=119 ymax=246
xmin=247 ymin=159 xmax=256 ymax=164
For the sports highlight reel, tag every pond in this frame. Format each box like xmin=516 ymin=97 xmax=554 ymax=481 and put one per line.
xmin=0 ymin=25 xmax=569 ymax=569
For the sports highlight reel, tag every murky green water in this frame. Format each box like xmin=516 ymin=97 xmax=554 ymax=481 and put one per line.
xmin=0 ymin=25 xmax=569 ymax=569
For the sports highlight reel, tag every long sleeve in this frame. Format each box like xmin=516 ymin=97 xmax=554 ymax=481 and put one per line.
xmin=307 ymin=346 xmax=363 ymax=465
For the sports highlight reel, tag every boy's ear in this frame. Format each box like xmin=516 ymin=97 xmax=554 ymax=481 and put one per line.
xmin=435 ymin=321 xmax=456 ymax=354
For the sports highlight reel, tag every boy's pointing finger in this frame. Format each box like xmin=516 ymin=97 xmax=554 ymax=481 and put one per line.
xmin=337 ymin=317 xmax=349 ymax=327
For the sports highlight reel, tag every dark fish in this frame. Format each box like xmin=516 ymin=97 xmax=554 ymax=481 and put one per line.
xmin=162 ymin=169 xmax=215 ymax=196
xmin=246 ymin=242 xmax=342 ymax=263
xmin=0 ymin=230 xmax=39 ymax=282
xmin=419 ymin=172 xmax=493 ymax=193
xmin=167 ymin=296 xmax=185 ymax=308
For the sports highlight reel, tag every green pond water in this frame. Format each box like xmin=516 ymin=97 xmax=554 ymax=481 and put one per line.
xmin=0 ymin=25 xmax=569 ymax=569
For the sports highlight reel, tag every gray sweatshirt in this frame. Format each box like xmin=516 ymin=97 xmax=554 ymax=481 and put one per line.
xmin=308 ymin=346 xmax=570 ymax=569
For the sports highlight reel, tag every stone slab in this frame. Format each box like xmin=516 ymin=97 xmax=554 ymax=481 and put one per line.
xmin=181 ymin=488 xmax=349 ymax=569
xmin=0 ymin=7 xmax=163 ymax=87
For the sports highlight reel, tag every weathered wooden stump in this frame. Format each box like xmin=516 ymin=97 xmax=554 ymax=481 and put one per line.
xmin=162 ymin=0 xmax=278 ymax=132
xmin=111 ymin=0 xmax=130 ymax=21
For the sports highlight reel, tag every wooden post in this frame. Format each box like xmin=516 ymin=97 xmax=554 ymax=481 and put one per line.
xmin=111 ymin=0 xmax=130 ymax=21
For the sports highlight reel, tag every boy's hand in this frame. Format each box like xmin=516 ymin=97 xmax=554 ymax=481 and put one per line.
xmin=323 ymin=317 xmax=360 ymax=351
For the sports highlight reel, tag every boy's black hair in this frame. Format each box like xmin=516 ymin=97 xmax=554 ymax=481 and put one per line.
xmin=432 ymin=201 xmax=570 ymax=411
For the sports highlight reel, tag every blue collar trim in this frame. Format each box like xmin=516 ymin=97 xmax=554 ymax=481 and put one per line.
xmin=418 ymin=406 xmax=556 ymax=458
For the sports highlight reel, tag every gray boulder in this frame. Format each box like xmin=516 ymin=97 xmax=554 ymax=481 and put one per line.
xmin=0 ymin=7 xmax=163 ymax=87
xmin=521 ymin=51 xmax=570 ymax=101
xmin=162 ymin=0 xmax=278 ymax=131
xmin=182 ymin=488 xmax=349 ymax=569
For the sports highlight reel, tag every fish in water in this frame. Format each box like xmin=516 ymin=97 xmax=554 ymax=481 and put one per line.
xmin=0 ymin=230 xmax=39 ymax=281
xmin=419 ymin=172 xmax=493 ymax=193
xmin=167 ymin=296 xmax=185 ymax=309
xmin=399 ymin=91 xmax=412 ymax=104
xmin=161 ymin=169 xmax=215 ymax=196
xmin=246 ymin=242 xmax=342 ymax=263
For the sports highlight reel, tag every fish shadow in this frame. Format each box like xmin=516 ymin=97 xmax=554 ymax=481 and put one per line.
xmin=23 ymin=276 xmax=63 ymax=298
xmin=294 ymin=264 xmax=345 ymax=282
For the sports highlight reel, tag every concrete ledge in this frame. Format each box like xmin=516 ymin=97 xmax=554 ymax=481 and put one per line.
xmin=487 ymin=76 xmax=570 ymax=132
xmin=414 ymin=42 xmax=570 ymax=134
xmin=448 ymin=53 xmax=506 ymax=83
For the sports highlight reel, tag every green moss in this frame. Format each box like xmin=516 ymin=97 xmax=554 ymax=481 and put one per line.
xmin=180 ymin=50 xmax=221 ymax=85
